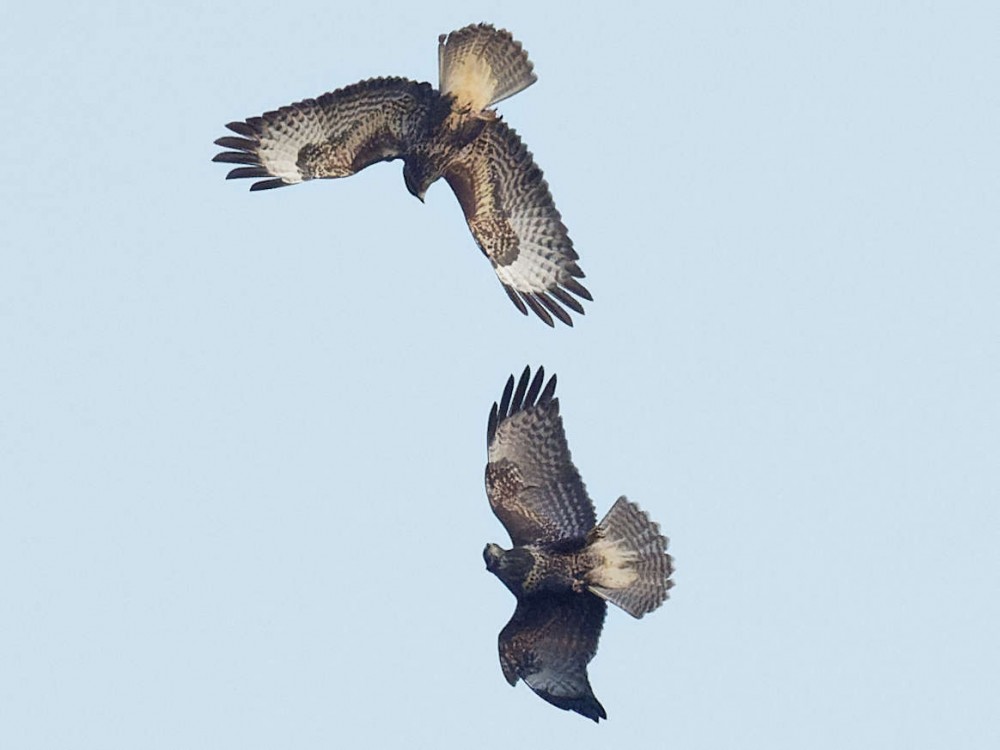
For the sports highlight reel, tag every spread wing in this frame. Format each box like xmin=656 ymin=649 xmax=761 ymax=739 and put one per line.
xmin=486 ymin=366 xmax=596 ymax=546
xmin=213 ymin=77 xmax=440 ymax=191
xmin=499 ymin=593 xmax=607 ymax=722
xmin=443 ymin=121 xmax=591 ymax=326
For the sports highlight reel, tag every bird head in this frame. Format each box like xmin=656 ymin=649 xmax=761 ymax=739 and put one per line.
xmin=402 ymin=156 xmax=435 ymax=203
xmin=483 ymin=543 xmax=506 ymax=572
xmin=483 ymin=544 xmax=535 ymax=597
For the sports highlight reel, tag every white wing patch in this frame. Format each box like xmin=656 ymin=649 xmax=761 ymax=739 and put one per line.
xmin=252 ymin=111 xmax=339 ymax=184
xmin=493 ymin=212 xmax=569 ymax=293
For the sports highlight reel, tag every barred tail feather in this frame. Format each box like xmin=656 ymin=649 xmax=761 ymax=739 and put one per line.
xmin=438 ymin=23 xmax=537 ymax=111
xmin=587 ymin=497 xmax=673 ymax=619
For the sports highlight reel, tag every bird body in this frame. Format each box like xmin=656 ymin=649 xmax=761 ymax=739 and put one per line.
xmin=483 ymin=367 xmax=674 ymax=721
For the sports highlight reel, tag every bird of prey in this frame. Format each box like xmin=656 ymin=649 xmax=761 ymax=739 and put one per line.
xmin=484 ymin=366 xmax=674 ymax=721
xmin=213 ymin=23 xmax=590 ymax=326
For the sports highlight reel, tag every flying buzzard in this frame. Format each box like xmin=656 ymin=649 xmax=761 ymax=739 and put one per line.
xmin=484 ymin=367 xmax=675 ymax=721
xmin=213 ymin=24 xmax=590 ymax=326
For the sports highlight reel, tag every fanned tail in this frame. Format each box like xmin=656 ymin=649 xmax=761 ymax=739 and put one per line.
xmin=586 ymin=497 xmax=674 ymax=618
xmin=438 ymin=23 xmax=537 ymax=112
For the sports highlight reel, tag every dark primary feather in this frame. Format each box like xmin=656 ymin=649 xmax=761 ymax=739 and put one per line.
xmin=499 ymin=593 xmax=607 ymax=722
xmin=488 ymin=366 xmax=553 ymax=453
xmin=249 ymin=179 xmax=291 ymax=192
xmin=214 ymin=136 xmax=258 ymax=152
xmin=223 ymin=120 xmax=256 ymax=138
xmin=212 ymin=151 xmax=259 ymax=165
xmin=225 ymin=167 xmax=271 ymax=180
xmin=485 ymin=366 xmax=595 ymax=546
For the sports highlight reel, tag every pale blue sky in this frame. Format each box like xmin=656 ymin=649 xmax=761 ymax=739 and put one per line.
xmin=2 ymin=2 xmax=998 ymax=748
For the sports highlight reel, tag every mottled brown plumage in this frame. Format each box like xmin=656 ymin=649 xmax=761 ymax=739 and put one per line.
xmin=213 ymin=24 xmax=590 ymax=326
xmin=484 ymin=367 xmax=675 ymax=722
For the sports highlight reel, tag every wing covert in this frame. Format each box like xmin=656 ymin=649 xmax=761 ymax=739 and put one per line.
xmin=485 ymin=366 xmax=596 ymax=546
xmin=443 ymin=121 xmax=591 ymax=326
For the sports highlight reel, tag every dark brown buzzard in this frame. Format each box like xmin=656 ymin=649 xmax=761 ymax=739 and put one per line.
xmin=484 ymin=367 xmax=675 ymax=721
xmin=213 ymin=24 xmax=590 ymax=326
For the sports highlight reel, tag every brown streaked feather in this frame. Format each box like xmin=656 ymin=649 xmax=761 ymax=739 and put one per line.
xmin=498 ymin=593 xmax=607 ymax=722
xmin=443 ymin=121 xmax=589 ymax=326
xmin=485 ymin=366 xmax=596 ymax=546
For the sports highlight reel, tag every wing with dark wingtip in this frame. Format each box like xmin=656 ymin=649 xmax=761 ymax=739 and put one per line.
xmin=499 ymin=593 xmax=607 ymax=722
xmin=443 ymin=121 xmax=591 ymax=327
xmin=486 ymin=366 xmax=596 ymax=546
xmin=213 ymin=77 xmax=439 ymax=191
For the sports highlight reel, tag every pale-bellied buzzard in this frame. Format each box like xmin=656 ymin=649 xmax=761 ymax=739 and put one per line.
xmin=484 ymin=367 xmax=675 ymax=721
xmin=213 ymin=24 xmax=590 ymax=326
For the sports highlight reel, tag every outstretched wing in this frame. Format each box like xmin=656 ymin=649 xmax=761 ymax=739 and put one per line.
xmin=443 ymin=121 xmax=591 ymax=326
xmin=486 ymin=366 xmax=596 ymax=546
xmin=499 ymin=593 xmax=607 ymax=722
xmin=213 ymin=77 xmax=440 ymax=191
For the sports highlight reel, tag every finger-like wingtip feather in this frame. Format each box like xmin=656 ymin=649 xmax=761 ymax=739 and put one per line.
xmin=550 ymin=287 xmax=585 ymax=315
xmin=491 ymin=367 xmax=557 ymax=439
xmin=248 ymin=179 xmax=290 ymax=191
xmin=536 ymin=292 xmax=573 ymax=327
xmin=563 ymin=278 xmax=593 ymax=302
xmin=487 ymin=402 xmax=500 ymax=445
xmin=226 ymin=166 xmax=272 ymax=180
xmin=538 ymin=373 xmax=557 ymax=405
xmin=502 ymin=285 xmax=529 ymax=316
xmin=510 ymin=366 xmax=532 ymax=413
xmin=524 ymin=366 xmax=545 ymax=407
xmin=214 ymin=136 xmax=257 ymax=151
xmin=497 ymin=374 xmax=515 ymax=421
xmin=212 ymin=151 xmax=261 ymax=165
xmin=520 ymin=293 xmax=555 ymax=327
xmin=225 ymin=120 xmax=257 ymax=137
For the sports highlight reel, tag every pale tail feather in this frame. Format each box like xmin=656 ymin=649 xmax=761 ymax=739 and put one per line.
xmin=586 ymin=497 xmax=673 ymax=619
xmin=438 ymin=23 xmax=537 ymax=112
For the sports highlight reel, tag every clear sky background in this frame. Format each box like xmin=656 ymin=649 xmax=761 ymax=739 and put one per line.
xmin=2 ymin=1 xmax=998 ymax=748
